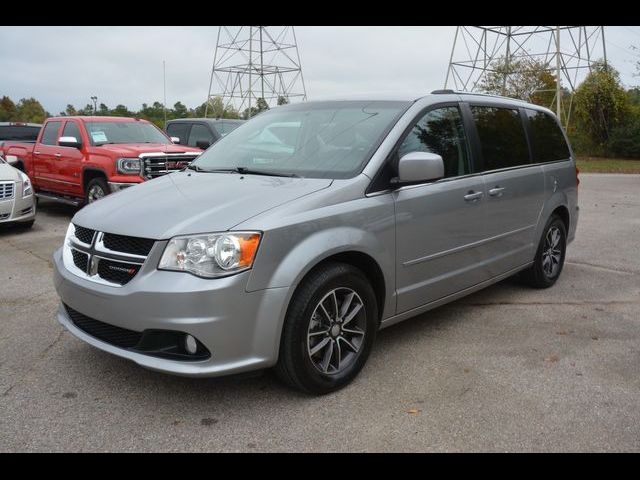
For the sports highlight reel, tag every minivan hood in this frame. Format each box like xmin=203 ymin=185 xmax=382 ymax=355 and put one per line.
xmin=72 ymin=171 xmax=333 ymax=239
xmin=93 ymin=143 xmax=201 ymax=157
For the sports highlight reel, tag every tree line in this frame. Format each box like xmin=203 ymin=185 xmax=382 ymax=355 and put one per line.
xmin=0 ymin=95 xmax=289 ymax=130
xmin=2 ymin=63 xmax=640 ymax=158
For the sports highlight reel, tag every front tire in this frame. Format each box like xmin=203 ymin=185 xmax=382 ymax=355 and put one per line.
xmin=85 ymin=178 xmax=110 ymax=205
xmin=522 ymin=215 xmax=567 ymax=288
xmin=275 ymin=262 xmax=378 ymax=395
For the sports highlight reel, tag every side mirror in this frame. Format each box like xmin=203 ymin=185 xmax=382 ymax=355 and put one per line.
xmin=196 ymin=140 xmax=212 ymax=150
xmin=397 ymin=152 xmax=444 ymax=184
xmin=171 ymin=136 xmax=181 ymax=144
xmin=58 ymin=136 xmax=82 ymax=149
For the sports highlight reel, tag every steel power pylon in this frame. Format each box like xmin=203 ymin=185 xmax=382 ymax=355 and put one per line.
xmin=444 ymin=26 xmax=607 ymax=127
xmin=205 ymin=26 xmax=307 ymax=119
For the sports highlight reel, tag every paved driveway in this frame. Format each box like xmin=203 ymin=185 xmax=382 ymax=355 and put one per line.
xmin=1 ymin=174 xmax=639 ymax=452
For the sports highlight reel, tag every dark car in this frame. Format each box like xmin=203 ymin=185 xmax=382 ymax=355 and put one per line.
xmin=165 ymin=119 xmax=244 ymax=150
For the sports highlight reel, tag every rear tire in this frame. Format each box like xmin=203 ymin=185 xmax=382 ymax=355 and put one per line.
xmin=85 ymin=178 xmax=110 ymax=205
xmin=521 ymin=215 xmax=567 ymax=289
xmin=275 ymin=262 xmax=378 ymax=395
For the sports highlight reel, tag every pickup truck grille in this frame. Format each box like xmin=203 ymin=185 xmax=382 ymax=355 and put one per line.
xmin=0 ymin=181 xmax=15 ymax=200
xmin=143 ymin=155 xmax=198 ymax=179
xmin=65 ymin=224 xmax=154 ymax=287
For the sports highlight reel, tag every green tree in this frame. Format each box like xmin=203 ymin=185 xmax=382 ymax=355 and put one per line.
xmin=479 ymin=57 xmax=558 ymax=106
xmin=98 ymin=103 xmax=110 ymax=115
xmin=573 ymin=61 xmax=630 ymax=153
xmin=0 ymin=96 xmax=17 ymax=121
xmin=173 ymin=101 xmax=188 ymax=119
xmin=111 ymin=104 xmax=133 ymax=117
xmin=15 ymin=98 xmax=47 ymax=123
xmin=277 ymin=96 xmax=290 ymax=106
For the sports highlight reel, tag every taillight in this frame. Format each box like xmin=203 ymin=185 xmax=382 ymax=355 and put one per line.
xmin=575 ymin=166 xmax=580 ymax=187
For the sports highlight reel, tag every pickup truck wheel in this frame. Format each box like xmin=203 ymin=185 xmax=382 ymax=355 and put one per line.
xmin=85 ymin=178 xmax=110 ymax=204
xmin=275 ymin=262 xmax=378 ymax=395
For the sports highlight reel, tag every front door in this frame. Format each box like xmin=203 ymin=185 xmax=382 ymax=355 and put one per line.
xmin=394 ymin=105 xmax=490 ymax=314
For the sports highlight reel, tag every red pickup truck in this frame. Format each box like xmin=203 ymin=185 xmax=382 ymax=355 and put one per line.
xmin=0 ymin=116 xmax=201 ymax=206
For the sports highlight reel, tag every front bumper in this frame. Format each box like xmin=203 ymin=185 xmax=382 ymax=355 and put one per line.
xmin=53 ymin=248 xmax=289 ymax=377
xmin=0 ymin=193 xmax=36 ymax=224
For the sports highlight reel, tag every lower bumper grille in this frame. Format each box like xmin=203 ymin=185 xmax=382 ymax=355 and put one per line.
xmin=65 ymin=304 xmax=142 ymax=349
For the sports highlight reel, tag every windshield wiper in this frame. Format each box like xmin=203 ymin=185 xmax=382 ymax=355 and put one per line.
xmin=233 ymin=167 xmax=300 ymax=178
xmin=186 ymin=166 xmax=300 ymax=177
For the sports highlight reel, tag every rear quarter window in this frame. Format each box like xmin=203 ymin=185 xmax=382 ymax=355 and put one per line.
xmin=526 ymin=109 xmax=570 ymax=163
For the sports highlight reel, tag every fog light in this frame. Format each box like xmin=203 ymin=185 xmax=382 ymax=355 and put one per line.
xmin=185 ymin=335 xmax=198 ymax=354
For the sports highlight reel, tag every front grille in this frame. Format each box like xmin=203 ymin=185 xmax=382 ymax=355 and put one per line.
xmin=65 ymin=304 xmax=142 ymax=348
xmin=103 ymin=233 xmax=154 ymax=256
xmin=71 ymin=249 xmax=89 ymax=272
xmin=74 ymin=225 xmax=95 ymax=244
xmin=97 ymin=258 xmax=141 ymax=286
xmin=0 ymin=181 xmax=15 ymax=200
xmin=143 ymin=155 xmax=197 ymax=179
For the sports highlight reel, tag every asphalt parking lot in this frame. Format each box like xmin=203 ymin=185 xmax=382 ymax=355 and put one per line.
xmin=1 ymin=173 xmax=639 ymax=452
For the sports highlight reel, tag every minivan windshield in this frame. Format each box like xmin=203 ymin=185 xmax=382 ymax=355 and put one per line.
xmin=192 ymin=101 xmax=409 ymax=179
xmin=85 ymin=121 xmax=171 ymax=146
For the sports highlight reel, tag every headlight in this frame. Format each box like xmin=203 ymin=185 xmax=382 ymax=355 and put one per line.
xmin=158 ymin=232 xmax=262 ymax=278
xmin=20 ymin=172 xmax=32 ymax=197
xmin=117 ymin=157 xmax=142 ymax=175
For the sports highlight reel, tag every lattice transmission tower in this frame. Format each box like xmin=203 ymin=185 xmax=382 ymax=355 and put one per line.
xmin=445 ymin=26 xmax=607 ymax=127
xmin=205 ymin=26 xmax=307 ymax=118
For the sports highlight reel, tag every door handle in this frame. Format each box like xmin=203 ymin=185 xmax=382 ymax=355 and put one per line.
xmin=54 ymin=153 xmax=62 ymax=158
xmin=34 ymin=151 xmax=41 ymax=155
xmin=489 ymin=187 xmax=505 ymax=197
xmin=464 ymin=191 xmax=484 ymax=202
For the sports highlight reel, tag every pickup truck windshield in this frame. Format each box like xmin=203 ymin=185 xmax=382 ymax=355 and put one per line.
xmin=85 ymin=121 xmax=171 ymax=146
xmin=192 ymin=101 xmax=409 ymax=179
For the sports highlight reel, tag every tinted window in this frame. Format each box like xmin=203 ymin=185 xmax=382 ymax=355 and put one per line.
xmin=166 ymin=123 xmax=191 ymax=145
xmin=61 ymin=121 xmax=82 ymax=143
xmin=471 ymin=106 xmax=529 ymax=171
xmin=526 ymin=109 xmax=570 ymax=163
xmin=41 ymin=121 xmax=62 ymax=146
xmin=0 ymin=126 xmax=41 ymax=142
xmin=187 ymin=124 xmax=213 ymax=148
xmin=398 ymin=106 xmax=470 ymax=178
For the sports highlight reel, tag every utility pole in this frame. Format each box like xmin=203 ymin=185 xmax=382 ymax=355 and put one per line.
xmin=163 ymin=60 xmax=168 ymax=127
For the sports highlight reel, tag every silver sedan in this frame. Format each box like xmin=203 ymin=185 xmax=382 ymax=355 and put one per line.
xmin=0 ymin=155 xmax=36 ymax=228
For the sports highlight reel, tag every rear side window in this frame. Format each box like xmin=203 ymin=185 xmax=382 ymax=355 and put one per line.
xmin=0 ymin=126 xmax=40 ymax=141
xmin=61 ymin=121 xmax=82 ymax=143
xmin=187 ymin=124 xmax=213 ymax=148
xmin=40 ymin=121 xmax=62 ymax=146
xmin=215 ymin=122 xmax=241 ymax=137
xmin=526 ymin=109 xmax=570 ymax=163
xmin=398 ymin=106 xmax=470 ymax=178
xmin=471 ymin=106 xmax=529 ymax=171
xmin=166 ymin=123 xmax=191 ymax=145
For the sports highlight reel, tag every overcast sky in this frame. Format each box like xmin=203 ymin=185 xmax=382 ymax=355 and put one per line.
xmin=1 ymin=26 xmax=639 ymax=114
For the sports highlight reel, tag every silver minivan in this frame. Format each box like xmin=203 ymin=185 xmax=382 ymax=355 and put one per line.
xmin=53 ymin=92 xmax=579 ymax=394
